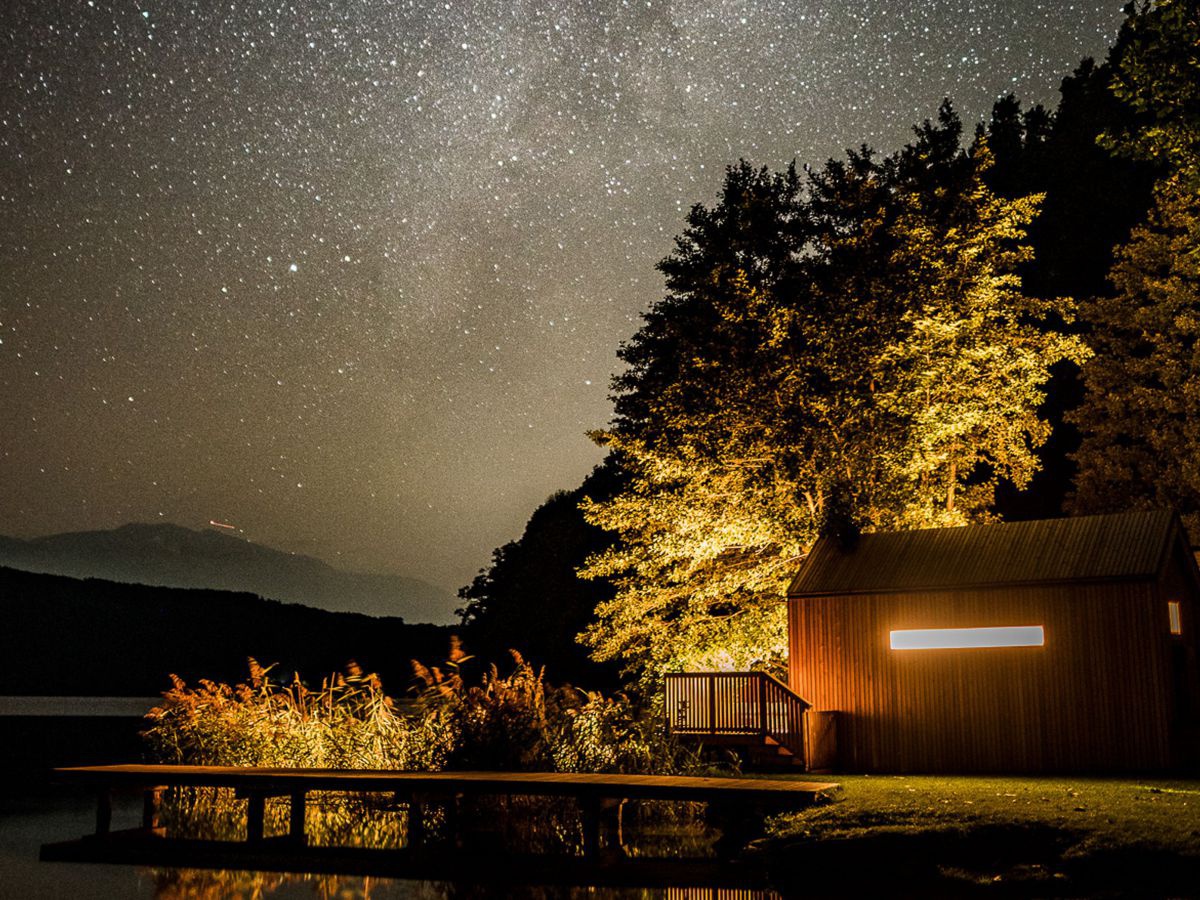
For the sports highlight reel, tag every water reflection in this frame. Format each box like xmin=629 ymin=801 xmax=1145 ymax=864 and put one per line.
xmin=156 ymin=788 xmax=715 ymax=852
xmin=22 ymin=790 xmax=780 ymax=897
xmin=137 ymin=790 xmax=778 ymax=898
xmin=152 ymin=880 xmax=780 ymax=900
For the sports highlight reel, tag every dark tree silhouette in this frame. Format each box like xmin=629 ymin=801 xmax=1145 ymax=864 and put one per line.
xmin=457 ymin=460 xmax=624 ymax=690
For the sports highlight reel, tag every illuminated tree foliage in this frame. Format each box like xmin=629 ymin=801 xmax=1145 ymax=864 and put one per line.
xmin=581 ymin=108 xmax=1087 ymax=684
xmin=1071 ymin=1 xmax=1200 ymax=529
xmin=1070 ymin=176 xmax=1200 ymax=527
xmin=1102 ymin=0 xmax=1200 ymax=185
xmin=877 ymin=143 xmax=1087 ymax=527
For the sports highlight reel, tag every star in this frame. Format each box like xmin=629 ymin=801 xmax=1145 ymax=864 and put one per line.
xmin=0 ymin=0 xmax=1127 ymax=601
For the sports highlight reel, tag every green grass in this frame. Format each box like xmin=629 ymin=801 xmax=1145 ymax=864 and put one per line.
xmin=777 ymin=774 xmax=1200 ymax=853
xmin=757 ymin=775 xmax=1200 ymax=896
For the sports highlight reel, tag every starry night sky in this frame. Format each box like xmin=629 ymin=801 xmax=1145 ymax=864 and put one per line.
xmin=1 ymin=1 xmax=1125 ymax=594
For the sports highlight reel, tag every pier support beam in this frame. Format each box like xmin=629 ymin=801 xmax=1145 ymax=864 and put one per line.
xmin=445 ymin=792 xmax=463 ymax=848
xmin=603 ymin=798 xmax=627 ymax=851
xmin=581 ymin=797 xmax=627 ymax=857
xmin=288 ymin=790 xmax=307 ymax=846
xmin=142 ymin=788 xmax=163 ymax=831
xmin=246 ymin=793 xmax=266 ymax=843
xmin=95 ymin=789 xmax=112 ymax=837
xmin=581 ymin=796 xmax=601 ymax=857
xmin=398 ymin=793 xmax=425 ymax=848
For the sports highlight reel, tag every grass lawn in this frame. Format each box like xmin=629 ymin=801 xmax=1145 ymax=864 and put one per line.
xmin=756 ymin=775 xmax=1200 ymax=897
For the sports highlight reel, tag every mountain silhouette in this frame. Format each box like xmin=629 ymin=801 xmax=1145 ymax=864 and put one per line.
xmin=0 ymin=523 xmax=457 ymax=623
xmin=0 ymin=565 xmax=449 ymax=696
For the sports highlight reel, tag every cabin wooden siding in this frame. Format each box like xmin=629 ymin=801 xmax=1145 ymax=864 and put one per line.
xmin=787 ymin=576 xmax=1191 ymax=773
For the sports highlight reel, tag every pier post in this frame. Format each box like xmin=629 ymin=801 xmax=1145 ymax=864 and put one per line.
xmin=142 ymin=788 xmax=162 ymax=831
xmin=445 ymin=792 xmax=463 ymax=848
xmin=580 ymin=796 xmax=601 ymax=857
xmin=288 ymin=790 xmax=307 ymax=846
xmin=601 ymin=798 xmax=627 ymax=852
xmin=246 ymin=792 xmax=266 ymax=843
xmin=95 ymin=789 xmax=112 ymax=837
xmin=400 ymin=793 xmax=425 ymax=848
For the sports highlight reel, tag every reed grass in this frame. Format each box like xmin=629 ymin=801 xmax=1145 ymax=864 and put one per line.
xmin=143 ymin=657 xmax=452 ymax=770
xmin=143 ymin=642 xmax=697 ymax=776
xmin=139 ymin=643 xmax=712 ymax=894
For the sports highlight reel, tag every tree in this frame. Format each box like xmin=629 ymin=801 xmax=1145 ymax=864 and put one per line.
xmin=1103 ymin=0 xmax=1200 ymax=185
xmin=874 ymin=142 xmax=1089 ymax=527
xmin=979 ymin=67 xmax=1159 ymax=521
xmin=457 ymin=461 xmax=623 ymax=690
xmin=1070 ymin=175 xmax=1200 ymax=528
xmin=582 ymin=163 xmax=821 ymax=681
xmin=1070 ymin=1 xmax=1200 ymax=527
xmin=581 ymin=108 xmax=1086 ymax=686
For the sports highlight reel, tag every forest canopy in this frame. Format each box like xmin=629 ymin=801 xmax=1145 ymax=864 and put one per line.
xmin=460 ymin=0 xmax=1197 ymax=689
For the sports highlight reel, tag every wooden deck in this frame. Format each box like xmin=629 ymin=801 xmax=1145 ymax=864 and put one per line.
xmin=43 ymin=764 xmax=840 ymax=866
xmin=52 ymin=763 xmax=838 ymax=802
xmin=664 ymin=672 xmax=837 ymax=770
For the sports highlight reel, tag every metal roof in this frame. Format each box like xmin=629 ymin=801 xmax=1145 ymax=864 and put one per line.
xmin=788 ymin=509 xmax=1184 ymax=597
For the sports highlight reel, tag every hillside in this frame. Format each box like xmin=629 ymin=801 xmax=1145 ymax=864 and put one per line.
xmin=0 ymin=523 xmax=457 ymax=623
xmin=0 ymin=566 xmax=449 ymax=696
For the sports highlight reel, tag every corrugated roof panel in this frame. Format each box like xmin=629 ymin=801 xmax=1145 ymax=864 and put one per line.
xmin=788 ymin=510 xmax=1180 ymax=597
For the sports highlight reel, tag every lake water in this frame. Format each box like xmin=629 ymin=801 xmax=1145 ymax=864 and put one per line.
xmin=2 ymin=794 xmax=155 ymax=899
xmin=4 ymin=794 xmax=781 ymax=898
xmin=0 ymin=702 xmax=782 ymax=898
xmin=0 ymin=696 xmax=161 ymax=717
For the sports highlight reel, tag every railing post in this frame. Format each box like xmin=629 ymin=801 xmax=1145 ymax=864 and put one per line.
xmin=803 ymin=699 xmax=809 ymax=763
xmin=708 ymin=674 xmax=716 ymax=735
xmin=758 ymin=673 xmax=767 ymax=737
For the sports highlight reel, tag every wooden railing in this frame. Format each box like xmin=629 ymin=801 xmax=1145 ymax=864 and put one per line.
xmin=664 ymin=672 xmax=811 ymax=760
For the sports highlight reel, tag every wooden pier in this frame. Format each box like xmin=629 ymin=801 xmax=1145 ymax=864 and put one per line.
xmin=41 ymin=764 xmax=839 ymax=878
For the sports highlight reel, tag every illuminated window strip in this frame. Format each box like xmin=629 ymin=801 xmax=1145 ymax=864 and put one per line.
xmin=1169 ymin=601 xmax=1182 ymax=636
xmin=890 ymin=626 xmax=1045 ymax=650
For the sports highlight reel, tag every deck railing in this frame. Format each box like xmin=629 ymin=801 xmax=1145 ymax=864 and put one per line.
xmin=664 ymin=672 xmax=811 ymax=760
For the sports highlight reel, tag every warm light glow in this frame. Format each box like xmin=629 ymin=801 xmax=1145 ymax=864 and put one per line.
xmin=1169 ymin=601 xmax=1182 ymax=635
xmin=890 ymin=626 xmax=1045 ymax=650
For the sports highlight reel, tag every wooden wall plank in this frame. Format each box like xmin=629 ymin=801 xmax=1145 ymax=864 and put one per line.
xmin=788 ymin=581 xmax=1182 ymax=772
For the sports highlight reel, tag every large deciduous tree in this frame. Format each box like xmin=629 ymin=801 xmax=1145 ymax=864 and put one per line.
xmin=581 ymin=162 xmax=820 ymax=679
xmin=581 ymin=108 xmax=1086 ymax=685
xmin=876 ymin=143 xmax=1087 ymax=527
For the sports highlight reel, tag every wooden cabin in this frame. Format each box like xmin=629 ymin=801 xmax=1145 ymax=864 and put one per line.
xmin=667 ymin=510 xmax=1200 ymax=773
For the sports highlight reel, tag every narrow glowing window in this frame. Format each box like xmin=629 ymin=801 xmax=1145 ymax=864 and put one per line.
xmin=1168 ymin=601 xmax=1182 ymax=635
xmin=890 ymin=626 xmax=1045 ymax=650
